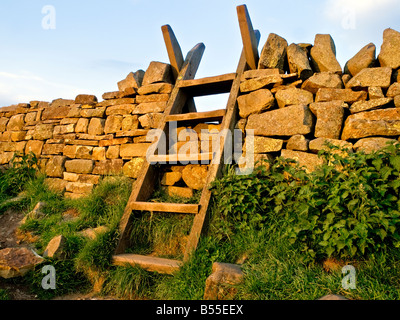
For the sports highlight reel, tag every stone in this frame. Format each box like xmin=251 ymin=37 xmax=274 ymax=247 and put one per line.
xmin=315 ymin=88 xmax=367 ymax=104
xmin=75 ymin=94 xmax=97 ymax=105
xmin=45 ymin=156 xmax=67 ymax=178
xmin=309 ymin=138 xmax=353 ymax=154
xmin=92 ymin=147 xmax=106 ymax=161
xmin=7 ymin=114 xmax=25 ymax=131
xmin=138 ymin=113 xmax=164 ymax=129
xmin=287 ymin=135 xmax=309 ymax=151
xmin=136 ymin=93 xmax=170 ymax=104
xmin=92 ymin=159 xmax=124 ymax=175
xmin=80 ymin=107 xmax=106 ymax=118
xmin=243 ymin=136 xmax=283 ymax=154
xmin=42 ymin=102 xmax=72 ymax=120
xmin=65 ymin=159 xmax=94 ymax=174
xmin=342 ymin=108 xmax=400 ymax=140
xmin=345 ymin=67 xmax=392 ymax=89
xmin=120 ymin=143 xmax=151 ymax=158
xmin=280 ymin=149 xmax=324 ymax=172
xmin=301 ymin=72 xmax=343 ymax=94
xmin=75 ymin=146 xmax=93 ymax=159
xmin=137 ymin=83 xmax=174 ymax=95
xmin=102 ymin=91 xmax=121 ymax=100
xmin=378 ymin=28 xmax=400 ymax=69
xmin=118 ymin=70 xmax=145 ymax=91
xmin=106 ymin=145 xmax=120 ymax=159
xmin=310 ymin=34 xmax=342 ymax=74
xmin=66 ymin=182 xmax=94 ymax=195
xmin=386 ymin=82 xmax=400 ymax=98
xmin=43 ymin=235 xmax=66 ymax=259
xmin=78 ymin=226 xmax=109 ymax=240
xmin=11 ymin=131 xmax=26 ymax=142
xmin=142 ymin=61 xmax=172 ymax=85
xmin=99 ymin=137 xmax=131 ymax=147
xmin=353 ymin=137 xmax=398 ymax=154
xmin=237 ymin=89 xmax=275 ymax=118
xmin=45 ymin=178 xmax=68 ymax=192
xmin=239 ymin=75 xmax=283 ymax=92
xmin=182 ymin=165 xmax=208 ymax=190
xmin=106 ymin=104 xmax=136 ymax=116
xmin=309 ymin=101 xmax=346 ymax=139
xmin=0 ymin=152 xmax=14 ymax=165
xmin=275 ymin=87 xmax=313 ymax=108
xmin=25 ymin=140 xmax=44 ymax=157
xmin=395 ymin=95 xmax=400 ymax=108
xmin=161 ymin=172 xmax=182 ymax=186
xmin=318 ymin=294 xmax=348 ymax=301
xmin=241 ymin=69 xmax=280 ymax=81
xmin=344 ymin=43 xmax=376 ymax=77
xmin=88 ymin=118 xmax=105 ymax=136
xmin=32 ymin=124 xmax=54 ymax=141
xmin=122 ymin=157 xmax=145 ymax=178
xmin=75 ymin=118 xmax=89 ymax=133
xmin=246 ymin=105 xmax=314 ymax=137
xmin=104 ymin=115 xmax=123 ymax=134
xmin=122 ymin=115 xmax=139 ymax=131
xmin=0 ymin=247 xmax=43 ymax=279
xmin=258 ymin=33 xmax=288 ymax=72
xmin=286 ymin=43 xmax=314 ymax=80
xmin=368 ymin=86 xmax=384 ymax=99
xmin=133 ymin=102 xmax=168 ymax=114
xmin=0 ymin=118 xmax=9 ymax=132
xmin=167 ymin=186 xmax=193 ymax=199
xmin=203 ymin=262 xmax=244 ymax=300
xmin=349 ymin=97 xmax=393 ymax=114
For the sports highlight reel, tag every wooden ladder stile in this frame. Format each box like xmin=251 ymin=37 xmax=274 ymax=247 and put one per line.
xmin=113 ymin=5 xmax=261 ymax=274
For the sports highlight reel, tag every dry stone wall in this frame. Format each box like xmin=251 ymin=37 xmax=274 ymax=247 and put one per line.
xmin=237 ymin=28 xmax=400 ymax=173
xmin=1 ymin=27 xmax=400 ymax=197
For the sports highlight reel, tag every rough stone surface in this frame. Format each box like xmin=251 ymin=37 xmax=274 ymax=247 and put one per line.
xmin=120 ymin=143 xmax=151 ymax=158
xmin=275 ymin=87 xmax=314 ymax=108
xmin=45 ymin=156 xmax=67 ymax=178
xmin=246 ymin=105 xmax=314 ymax=136
xmin=239 ymin=75 xmax=283 ymax=93
xmin=344 ymin=43 xmax=376 ymax=77
xmin=342 ymin=108 xmax=400 ymax=140
xmin=75 ymin=94 xmax=98 ymax=105
xmin=142 ymin=61 xmax=172 ymax=85
xmin=368 ymin=86 xmax=384 ymax=99
xmin=237 ymin=89 xmax=275 ymax=118
xmin=43 ymin=235 xmax=66 ymax=259
xmin=167 ymin=186 xmax=193 ymax=199
xmin=353 ymin=137 xmax=398 ymax=153
xmin=286 ymin=135 xmax=309 ymax=151
xmin=0 ymin=247 xmax=43 ymax=279
xmin=318 ymin=294 xmax=348 ymax=301
xmin=315 ymin=88 xmax=367 ymax=104
xmin=310 ymin=34 xmax=342 ymax=74
xmin=182 ymin=165 xmax=208 ymax=190
xmin=301 ymin=72 xmax=343 ymax=94
xmin=286 ymin=43 xmax=313 ymax=80
xmin=309 ymin=101 xmax=346 ymax=139
xmin=161 ymin=172 xmax=182 ymax=186
xmin=386 ymin=82 xmax=400 ymax=97
xmin=378 ymin=28 xmax=400 ymax=69
xmin=281 ymin=149 xmax=324 ymax=172
xmin=258 ymin=33 xmax=288 ymax=72
xmin=346 ymin=67 xmax=392 ymax=89
xmin=243 ymin=136 xmax=283 ymax=154
xmin=118 ymin=70 xmax=144 ymax=91
xmin=122 ymin=157 xmax=145 ymax=179
xmin=349 ymin=97 xmax=393 ymax=114
xmin=309 ymin=137 xmax=353 ymax=153
xmin=65 ymin=159 xmax=94 ymax=174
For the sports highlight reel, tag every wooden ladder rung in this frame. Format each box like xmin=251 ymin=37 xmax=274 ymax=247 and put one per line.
xmin=148 ymin=152 xmax=213 ymax=164
xmin=165 ymin=109 xmax=226 ymax=123
xmin=178 ymin=73 xmax=236 ymax=97
xmin=131 ymin=201 xmax=199 ymax=214
xmin=112 ymin=254 xmax=183 ymax=275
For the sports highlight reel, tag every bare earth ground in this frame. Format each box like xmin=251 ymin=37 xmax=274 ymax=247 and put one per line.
xmin=0 ymin=209 xmax=115 ymax=300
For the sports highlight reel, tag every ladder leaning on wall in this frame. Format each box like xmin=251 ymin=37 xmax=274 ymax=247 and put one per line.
xmin=112 ymin=5 xmax=260 ymax=274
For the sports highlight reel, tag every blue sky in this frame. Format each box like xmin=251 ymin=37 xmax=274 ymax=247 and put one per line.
xmin=0 ymin=0 xmax=399 ymax=111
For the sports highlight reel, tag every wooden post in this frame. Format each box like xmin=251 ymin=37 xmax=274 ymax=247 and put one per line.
xmin=162 ymin=24 xmax=184 ymax=81
xmin=237 ymin=5 xmax=259 ymax=70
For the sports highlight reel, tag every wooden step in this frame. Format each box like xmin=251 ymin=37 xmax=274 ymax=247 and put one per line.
xmin=178 ymin=73 xmax=236 ymax=97
xmin=165 ymin=109 xmax=226 ymax=123
xmin=131 ymin=202 xmax=199 ymax=214
xmin=148 ymin=152 xmax=213 ymax=164
xmin=112 ymin=254 xmax=183 ymax=275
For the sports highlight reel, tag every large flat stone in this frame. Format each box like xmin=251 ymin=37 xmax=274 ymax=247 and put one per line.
xmin=0 ymin=247 xmax=43 ymax=279
xmin=246 ymin=105 xmax=314 ymax=137
xmin=345 ymin=67 xmax=392 ymax=89
xmin=237 ymin=89 xmax=275 ymax=118
xmin=275 ymin=87 xmax=313 ymax=108
xmin=281 ymin=149 xmax=324 ymax=172
xmin=315 ymin=88 xmax=367 ymax=104
xmin=342 ymin=108 xmax=400 ymax=140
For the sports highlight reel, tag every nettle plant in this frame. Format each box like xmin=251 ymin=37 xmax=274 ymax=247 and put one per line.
xmin=211 ymin=142 xmax=400 ymax=261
